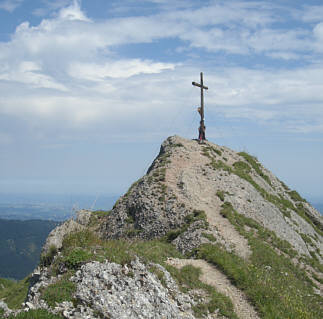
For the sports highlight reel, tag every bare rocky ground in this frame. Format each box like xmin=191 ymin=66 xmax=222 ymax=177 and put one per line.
xmin=1 ymin=135 xmax=323 ymax=318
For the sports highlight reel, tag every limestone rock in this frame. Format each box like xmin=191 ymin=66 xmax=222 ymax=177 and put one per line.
xmin=69 ymin=258 xmax=195 ymax=319
xmin=42 ymin=219 xmax=84 ymax=255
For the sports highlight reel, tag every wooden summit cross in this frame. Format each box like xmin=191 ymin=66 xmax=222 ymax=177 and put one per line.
xmin=192 ymin=72 xmax=208 ymax=142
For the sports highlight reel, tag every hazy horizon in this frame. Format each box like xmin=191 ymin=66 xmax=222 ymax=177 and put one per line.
xmin=1 ymin=1 xmax=322 ymax=202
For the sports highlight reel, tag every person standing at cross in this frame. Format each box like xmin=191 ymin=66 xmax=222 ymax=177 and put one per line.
xmin=192 ymin=72 xmax=208 ymax=143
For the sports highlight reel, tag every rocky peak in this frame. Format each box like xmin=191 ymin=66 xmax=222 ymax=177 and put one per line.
xmin=99 ymin=135 xmax=323 ymax=260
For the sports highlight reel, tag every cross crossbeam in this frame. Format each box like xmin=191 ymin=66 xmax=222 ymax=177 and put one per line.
xmin=192 ymin=72 xmax=208 ymax=141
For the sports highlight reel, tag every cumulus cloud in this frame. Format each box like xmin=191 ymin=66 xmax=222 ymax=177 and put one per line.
xmin=0 ymin=0 xmax=323 ymax=142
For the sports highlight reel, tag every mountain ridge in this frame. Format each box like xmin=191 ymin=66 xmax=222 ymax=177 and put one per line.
xmin=98 ymin=135 xmax=322 ymax=261
xmin=1 ymin=135 xmax=322 ymax=319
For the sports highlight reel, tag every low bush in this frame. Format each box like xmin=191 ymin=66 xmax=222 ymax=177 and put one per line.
xmin=64 ymin=248 xmax=91 ymax=269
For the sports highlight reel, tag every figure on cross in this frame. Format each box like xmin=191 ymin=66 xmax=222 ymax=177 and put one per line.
xmin=192 ymin=72 xmax=208 ymax=143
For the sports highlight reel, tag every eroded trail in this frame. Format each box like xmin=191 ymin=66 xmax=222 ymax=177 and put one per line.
xmin=167 ymin=258 xmax=260 ymax=319
xmin=165 ymin=146 xmax=252 ymax=259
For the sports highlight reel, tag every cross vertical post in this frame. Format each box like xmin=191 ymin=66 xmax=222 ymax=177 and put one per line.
xmin=192 ymin=72 xmax=208 ymax=141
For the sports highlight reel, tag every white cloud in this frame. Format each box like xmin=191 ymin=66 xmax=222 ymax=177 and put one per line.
xmin=58 ymin=0 xmax=90 ymax=21
xmin=69 ymin=60 xmax=175 ymax=81
xmin=247 ymin=29 xmax=311 ymax=53
xmin=302 ymin=5 xmax=323 ymax=23
xmin=0 ymin=0 xmax=23 ymax=12
xmin=0 ymin=60 xmax=67 ymax=90
xmin=0 ymin=0 xmax=323 ymax=140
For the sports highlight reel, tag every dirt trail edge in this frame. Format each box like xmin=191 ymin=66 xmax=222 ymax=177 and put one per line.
xmin=167 ymin=258 xmax=260 ymax=319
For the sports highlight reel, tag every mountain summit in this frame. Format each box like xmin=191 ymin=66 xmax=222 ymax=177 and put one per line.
xmin=1 ymin=136 xmax=323 ymax=319
xmin=99 ymin=135 xmax=322 ymax=260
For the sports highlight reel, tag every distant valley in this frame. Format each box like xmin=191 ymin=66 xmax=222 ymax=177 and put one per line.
xmin=0 ymin=193 xmax=119 ymax=221
xmin=0 ymin=193 xmax=119 ymax=280
xmin=0 ymin=219 xmax=59 ymax=280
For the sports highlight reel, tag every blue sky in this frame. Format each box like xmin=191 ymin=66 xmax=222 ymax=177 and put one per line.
xmin=0 ymin=0 xmax=322 ymax=203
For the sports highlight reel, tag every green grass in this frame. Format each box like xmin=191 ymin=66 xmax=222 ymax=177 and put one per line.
xmin=197 ymin=202 xmax=322 ymax=318
xmin=47 ymin=229 xmax=238 ymax=318
xmin=201 ymin=233 xmax=217 ymax=242
xmin=0 ymin=277 xmax=30 ymax=310
xmin=88 ymin=210 xmax=111 ymax=227
xmin=166 ymin=265 xmax=238 ymax=318
xmin=216 ymin=190 xmax=225 ymax=202
xmin=219 ymin=202 xmax=297 ymax=258
xmin=7 ymin=309 xmax=64 ymax=319
xmin=63 ymin=248 xmax=92 ymax=269
xmin=197 ymin=242 xmax=322 ymax=319
xmin=232 ymin=160 xmax=299 ymax=219
xmin=170 ymin=143 xmax=184 ymax=148
xmin=185 ymin=210 xmax=208 ymax=225
xmin=288 ymin=190 xmax=305 ymax=202
xmin=233 ymin=161 xmax=251 ymax=172
xmin=202 ymin=147 xmax=321 ymax=233
xmin=238 ymin=152 xmax=272 ymax=185
xmin=296 ymin=203 xmax=323 ymax=236
xmin=58 ymin=230 xmax=183 ymax=267
xmin=210 ymin=160 xmax=232 ymax=173
xmin=202 ymin=146 xmax=222 ymax=157
xmin=91 ymin=210 xmax=111 ymax=217
xmin=41 ymin=279 xmax=76 ymax=308
xmin=0 ymin=278 xmax=15 ymax=291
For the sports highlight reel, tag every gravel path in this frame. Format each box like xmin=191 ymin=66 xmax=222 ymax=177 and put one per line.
xmin=167 ymin=258 xmax=260 ymax=319
xmin=165 ymin=141 xmax=252 ymax=259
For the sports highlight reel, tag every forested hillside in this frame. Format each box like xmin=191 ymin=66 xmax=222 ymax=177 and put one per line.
xmin=0 ymin=219 xmax=59 ymax=280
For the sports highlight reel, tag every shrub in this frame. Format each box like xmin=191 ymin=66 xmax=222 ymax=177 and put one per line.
xmin=64 ymin=248 xmax=91 ymax=269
